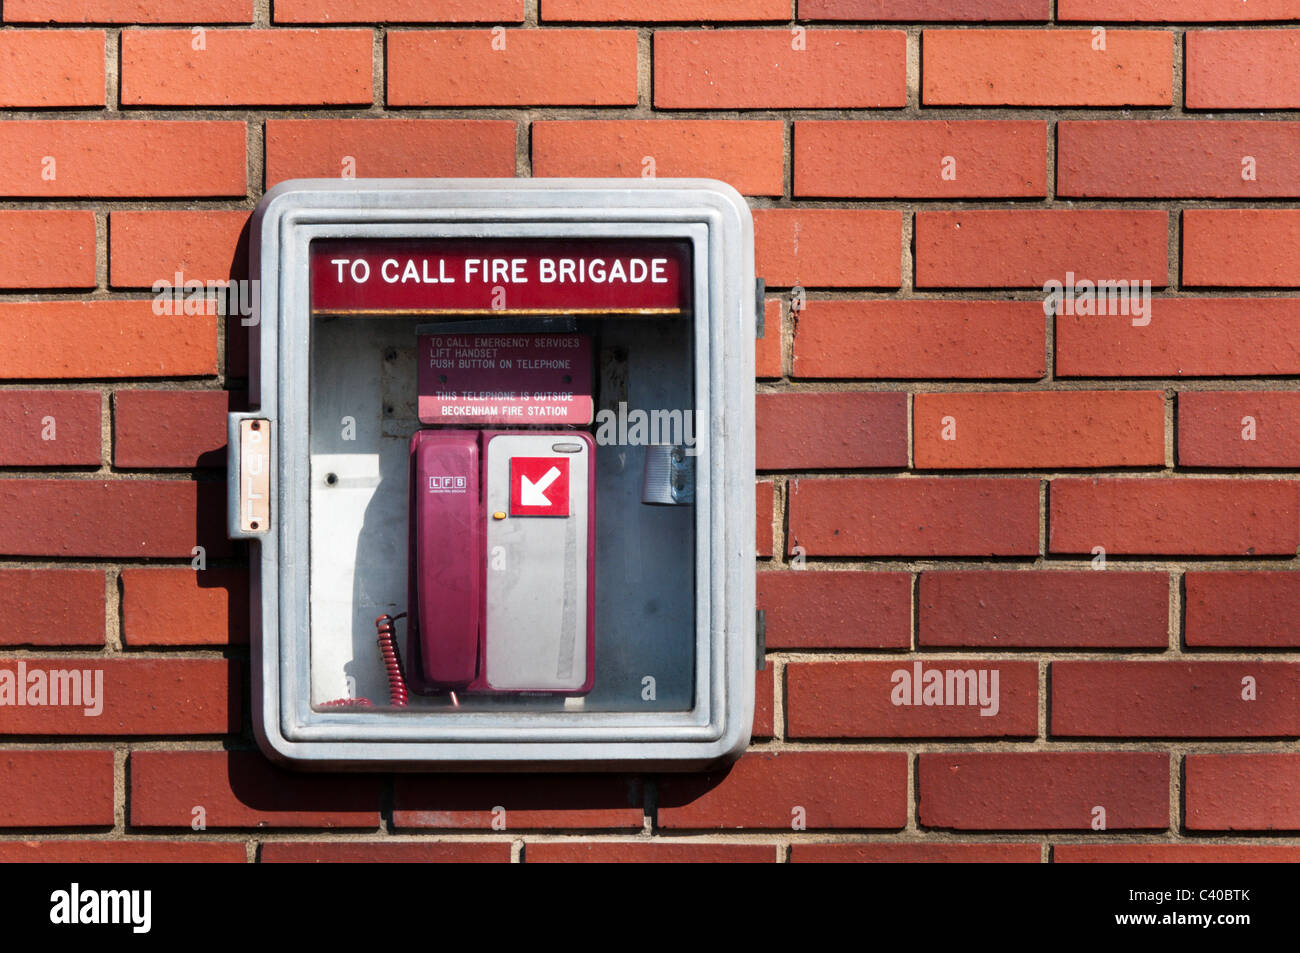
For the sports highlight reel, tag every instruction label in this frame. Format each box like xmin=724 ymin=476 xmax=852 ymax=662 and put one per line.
xmin=417 ymin=333 xmax=593 ymax=426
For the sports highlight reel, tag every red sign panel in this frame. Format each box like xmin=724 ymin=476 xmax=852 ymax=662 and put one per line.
xmin=510 ymin=457 xmax=570 ymax=517
xmin=310 ymin=238 xmax=692 ymax=314
xmin=417 ymin=333 xmax=592 ymax=426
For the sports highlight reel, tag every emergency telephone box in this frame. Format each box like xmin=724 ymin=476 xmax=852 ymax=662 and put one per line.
xmin=233 ymin=179 xmax=756 ymax=769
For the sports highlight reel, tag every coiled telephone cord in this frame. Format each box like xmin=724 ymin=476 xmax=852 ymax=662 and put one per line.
xmin=318 ymin=612 xmax=409 ymax=708
xmin=374 ymin=612 xmax=410 ymax=708
xmin=321 ymin=612 xmax=459 ymax=709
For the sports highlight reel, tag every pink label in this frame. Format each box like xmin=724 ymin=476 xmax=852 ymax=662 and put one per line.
xmin=417 ymin=333 xmax=593 ymax=426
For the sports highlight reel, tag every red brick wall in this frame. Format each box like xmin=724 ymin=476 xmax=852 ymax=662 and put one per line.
xmin=1 ymin=0 xmax=1298 ymax=864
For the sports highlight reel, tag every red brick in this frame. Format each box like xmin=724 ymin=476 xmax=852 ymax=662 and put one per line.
xmin=0 ymin=301 xmax=218 ymax=378
xmin=1059 ymin=121 xmax=1300 ymax=198
xmin=548 ymin=0 xmax=784 ymax=17
xmin=1186 ymin=572 xmax=1300 ymax=648
xmin=1060 ymin=0 xmax=1300 ymax=19
xmin=113 ymin=390 xmax=234 ymax=468
xmin=266 ymin=119 xmax=516 ymax=188
xmin=4 ymin=1 xmax=252 ymax=21
xmin=753 ymin=666 xmax=774 ymax=740
xmin=0 ymin=390 xmax=101 ymax=466
xmin=0 ymin=479 xmax=230 ymax=558
xmin=792 ymin=842 xmax=1042 ymax=862
xmin=131 ymin=751 xmax=382 ymax=829
xmin=1052 ymin=662 xmax=1300 ymax=738
xmin=1179 ymin=391 xmax=1300 ymax=468
xmin=1184 ymin=210 xmax=1300 ymax=286
xmin=532 ymin=120 xmax=784 ymax=197
xmin=916 ymin=210 xmax=1168 ymax=288
xmin=1049 ymin=478 xmax=1299 ymax=556
xmin=758 ymin=570 xmax=911 ymax=649
xmin=920 ymin=571 xmax=1168 ymax=649
xmin=753 ymin=209 xmax=901 ymax=287
xmin=0 ymin=121 xmax=245 ymax=198
xmin=0 ymin=30 xmax=103 ymax=107
xmin=1187 ymin=30 xmax=1300 ymax=109
xmin=110 ymin=211 xmax=249 ymax=288
xmin=277 ymin=0 xmax=523 ymax=21
xmin=793 ymin=300 xmax=1046 ymax=380
xmin=121 ymin=568 xmax=248 ymax=647
xmin=261 ymin=841 xmax=510 ymax=862
xmin=914 ymin=391 xmax=1165 ymax=469
xmin=788 ymin=478 xmax=1040 ymax=557
xmin=1185 ymin=754 xmax=1300 ymax=831
xmin=0 ymin=658 xmax=237 ymax=735
xmin=1055 ymin=843 xmax=1300 ymax=863
xmin=787 ymin=660 xmax=1037 ymax=738
xmin=546 ymin=0 xmax=780 ymax=17
xmin=803 ymin=0 xmax=1047 ymax=17
xmin=919 ymin=752 xmax=1169 ymax=831
xmin=757 ymin=479 xmax=774 ymax=558
xmin=923 ymin=29 xmax=1173 ymax=107
xmin=757 ymin=392 xmax=907 ymax=470
xmin=0 ymin=569 xmax=104 ymax=647
xmin=121 ymin=29 xmax=371 ymax=106
xmin=655 ymin=29 xmax=906 ymax=109
xmin=526 ymin=842 xmax=777 ymax=862
xmin=0 ymin=750 xmax=114 ymax=827
xmin=394 ymin=775 xmax=643 ymax=830
xmin=795 ymin=121 xmax=1045 ymax=199
xmin=756 ymin=299 xmax=782 ymax=379
xmin=389 ymin=30 xmax=637 ymax=107
xmin=658 ymin=751 xmax=908 ymax=830
xmin=1056 ymin=298 xmax=1300 ymax=377
xmin=0 ymin=210 xmax=95 ymax=290
xmin=0 ymin=840 xmax=246 ymax=862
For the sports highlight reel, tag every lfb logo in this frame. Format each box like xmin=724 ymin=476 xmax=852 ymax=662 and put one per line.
xmin=428 ymin=475 xmax=467 ymax=493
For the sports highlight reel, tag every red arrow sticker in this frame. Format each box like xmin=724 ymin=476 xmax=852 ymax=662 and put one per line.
xmin=510 ymin=457 xmax=570 ymax=517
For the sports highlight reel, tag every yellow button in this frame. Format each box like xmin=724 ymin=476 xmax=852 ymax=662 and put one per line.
xmin=492 ymin=511 xmax=506 ymax=520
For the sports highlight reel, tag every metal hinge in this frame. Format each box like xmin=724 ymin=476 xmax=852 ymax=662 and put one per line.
xmin=755 ymin=278 xmax=766 ymax=338
xmin=756 ymin=609 xmax=766 ymax=671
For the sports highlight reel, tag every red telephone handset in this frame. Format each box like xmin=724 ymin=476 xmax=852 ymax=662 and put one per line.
xmin=406 ymin=430 xmax=482 ymax=690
